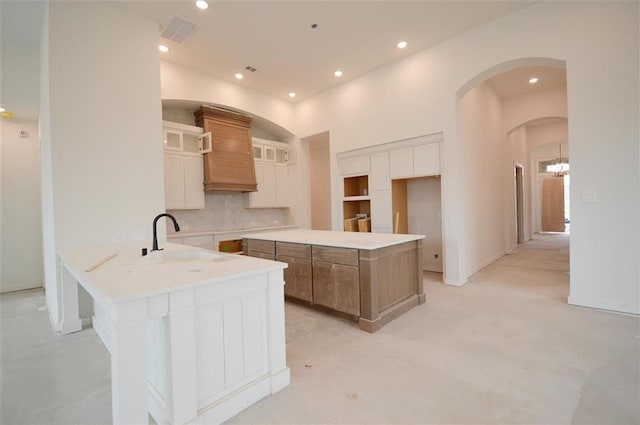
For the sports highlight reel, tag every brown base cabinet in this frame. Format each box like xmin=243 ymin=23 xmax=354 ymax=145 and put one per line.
xmin=277 ymin=256 xmax=312 ymax=302
xmin=244 ymin=234 xmax=425 ymax=333
xmin=312 ymin=261 xmax=360 ymax=316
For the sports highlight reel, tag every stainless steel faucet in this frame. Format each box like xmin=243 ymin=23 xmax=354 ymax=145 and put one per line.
xmin=151 ymin=213 xmax=181 ymax=252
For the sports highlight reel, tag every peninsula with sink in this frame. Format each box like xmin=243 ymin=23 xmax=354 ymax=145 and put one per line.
xmin=243 ymin=229 xmax=425 ymax=332
xmin=59 ymin=242 xmax=289 ymax=425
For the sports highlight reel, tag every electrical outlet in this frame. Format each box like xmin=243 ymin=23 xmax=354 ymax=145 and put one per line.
xmin=581 ymin=191 xmax=597 ymax=203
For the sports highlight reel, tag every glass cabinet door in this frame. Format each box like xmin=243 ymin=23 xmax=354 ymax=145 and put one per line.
xmin=163 ymin=129 xmax=183 ymax=151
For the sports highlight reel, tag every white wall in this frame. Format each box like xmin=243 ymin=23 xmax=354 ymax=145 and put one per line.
xmin=40 ymin=2 xmax=166 ymax=326
xmin=160 ymin=61 xmax=296 ymax=135
xmin=0 ymin=119 xmax=43 ymax=292
xmin=407 ymin=177 xmax=442 ymax=272
xmin=294 ymin=2 xmax=639 ymax=313
xmin=502 ymin=87 xmax=567 ymax=132
xmin=458 ymin=82 xmax=506 ymax=275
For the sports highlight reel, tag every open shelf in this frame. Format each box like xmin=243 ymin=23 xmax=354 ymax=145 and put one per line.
xmin=343 ymin=175 xmax=371 ymax=232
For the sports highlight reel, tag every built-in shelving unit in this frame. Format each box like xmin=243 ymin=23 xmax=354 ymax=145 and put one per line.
xmin=343 ymin=175 xmax=371 ymax=232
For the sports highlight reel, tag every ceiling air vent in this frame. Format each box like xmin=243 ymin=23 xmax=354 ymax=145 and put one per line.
xmin=245 ymin=65 xmax=259 ymax=73
xmin=160 ymin=16 xmax=199 ymax=44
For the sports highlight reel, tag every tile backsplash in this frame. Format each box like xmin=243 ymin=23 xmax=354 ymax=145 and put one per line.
xmin=167 ymin=192 xmax=293 ymax=232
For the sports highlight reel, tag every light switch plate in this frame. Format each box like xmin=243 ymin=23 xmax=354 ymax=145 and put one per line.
xmin=581 ymin=191 xmax=597 ymax=203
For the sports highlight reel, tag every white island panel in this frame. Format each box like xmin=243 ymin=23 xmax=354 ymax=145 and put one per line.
xmin=59 ymin=243 xmax=289 ymax=425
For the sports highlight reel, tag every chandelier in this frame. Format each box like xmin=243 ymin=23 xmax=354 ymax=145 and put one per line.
xmin=546 ymin=143 xmax=569 ymax=177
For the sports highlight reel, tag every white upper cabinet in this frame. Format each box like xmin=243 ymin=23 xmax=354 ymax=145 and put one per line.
xmin=389 ymin=148 xmax=414 ymax=179
xmin=164 ymin=153 xmax=204 ymax=210
xmin=338 ymin=155 xmax=370 ymax=176
xmin=246 ymin=138 xmax=291 ymax=208
xmin=413 ymin=143 xmax=440 ymax=177
xmin=162 ymin=121 xmax=206 ymax=210
xmin=370 ymin=152 xmax=390 ymax=191
xmin=163 ymin=129 xmax=183 ymax=151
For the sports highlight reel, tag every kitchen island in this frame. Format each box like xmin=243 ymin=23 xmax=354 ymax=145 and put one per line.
xmin=243 ymin=229 xmax=425 ymax=333
xmin=59 ymin=243 xmax=289 ymax=425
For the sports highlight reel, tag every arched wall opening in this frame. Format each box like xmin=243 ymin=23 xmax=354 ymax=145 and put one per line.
xmin=159 ymin=98 xmax=298 ymax=235
xmin=455 ymin=57 xmax=569 ymax=285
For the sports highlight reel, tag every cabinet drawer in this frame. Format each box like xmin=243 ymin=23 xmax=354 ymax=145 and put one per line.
xmin=276 ymin=242 xmax=311 ymax=259
xmin=312 ymin=246 xmax=359 ymax=266
xmin=246 ymin=239 xmax=275 ymax=254
xmin=247 ymin=250 xmax=275 ymax=261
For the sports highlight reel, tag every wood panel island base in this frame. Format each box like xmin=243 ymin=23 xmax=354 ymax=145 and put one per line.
xmin=243 ymin=230 xmax=425 ymax=333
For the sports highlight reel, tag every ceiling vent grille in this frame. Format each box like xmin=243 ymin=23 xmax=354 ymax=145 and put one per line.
xmin=160 ymin=16 xmax=199 ymax=44
xmin=245 ymin=65 xmax=259 ymax=73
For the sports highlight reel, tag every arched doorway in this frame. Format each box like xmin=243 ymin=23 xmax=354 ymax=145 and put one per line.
xmin=455 ymin=58 xmax=570 ymax=299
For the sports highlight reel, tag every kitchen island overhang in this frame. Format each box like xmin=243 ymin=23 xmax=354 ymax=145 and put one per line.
xmin=59 ymin=243 xmax=290 ymax=425
xmin=243 ymin=229 xmax=426 ymax=333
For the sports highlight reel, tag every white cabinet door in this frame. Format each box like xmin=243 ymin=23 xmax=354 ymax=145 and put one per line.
xmin=338 ymin=155 xmax=370 ymax=176
xmin=183 ymin=156 xmax=205 ymax=209
xmin=413 ymin=143 xmax=440 ymax=177
xmin=164 ymin=154 xmax=185 ymax=210
xmin=164 ymin=154 xmax=204 ymax=210
xmin=248 ymin=163 xmax=289 ymax=208
xmin=389 ymin=148 xmax=414 ymax=179
xmin=370 ymin=189 xmax=392 ymax=232
xmin=262 ymin=164 xmax=277 ymax=205
xmin=370 ymin=152 xmax=390 ymax=191
xmin=251 ymin=163 xmax=267 ymax=207
xmin=275 ymin=165 xmax=289 ymax=207
xmin=163 ymin=129 xmax=183 ymax=151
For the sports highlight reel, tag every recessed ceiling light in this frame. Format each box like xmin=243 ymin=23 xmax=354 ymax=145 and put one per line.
xmin=529 ymin=77 xmax=539 ymax=84
xmin=158 ymin=45 xmax=169 ymax=53
xmin=289 ymin=92 xmax=297 ymax=98
xmin=334 ymin=70 xmax=343 ymax=77
xmin=195 ymin=0 xmax=208 ymax=10
xmin=235 ymin=73 xmax=244 ymax=80
xmin=0 ymin=107 xmax=5 ymax=113
xmin=397 ymin=41 xmax=408 ymax=49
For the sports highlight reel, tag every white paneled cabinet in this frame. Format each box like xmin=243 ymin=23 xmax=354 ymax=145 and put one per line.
xmin=338 ymin=136 xmax=442 ymax=233
xmin=370 ymin=189 xmax=392 ymax=233
xmin=390 ymin=148 xmax=414 ymax=179
xmin=413 ymin=143 xmax=440 ymax=177
xmin=246 ymin=163 xmax=289 ymax=208
xmin=276 ymin=165 xmax=289 ymax=206
xmin=338 ymin=155 xmax=370 ymax=176
xmin=390 ymin=143 xmax=440 ymax=179
xmin=370 ymin=152 xmax=390 ymax=191
xmin=164 ymin=153 xmax=205 ymax=210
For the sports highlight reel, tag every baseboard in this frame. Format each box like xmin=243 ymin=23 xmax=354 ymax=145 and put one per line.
xmin=199 ymin=376 xmax=272 ymax=424
xmin=270 ymin=367 xmax=291 ymax=394
xmin=568 ymin=296 xmax=639 ymax=316
xmin=468 ymin=251 xmax=506 ymax=276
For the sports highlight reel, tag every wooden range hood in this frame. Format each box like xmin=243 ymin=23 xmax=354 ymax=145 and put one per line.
xmin=194 ymin=106 xmax=257 ymax=192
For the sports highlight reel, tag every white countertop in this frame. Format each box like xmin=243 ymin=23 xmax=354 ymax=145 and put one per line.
xmin=242 ymin=229 xmax=424 ymax=250
xmin=60 ymin=243 xmax=286 ymax=304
